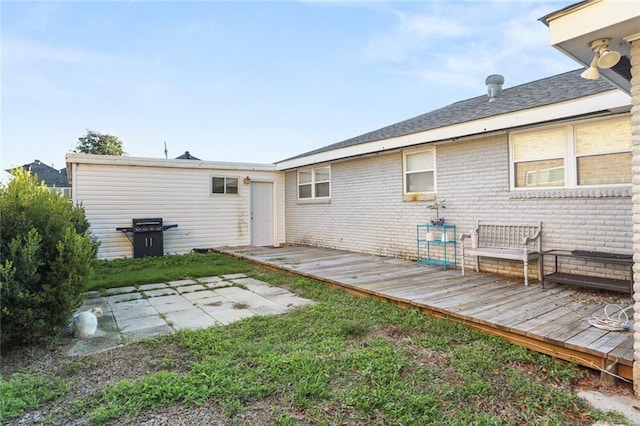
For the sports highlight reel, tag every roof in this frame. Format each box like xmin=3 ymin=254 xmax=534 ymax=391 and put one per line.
xmin=7 ymin=160 xmax=70 ymax=187
xmin=65 ymin=153 xmax=276 ymax=175
xmin=281 ymin=69 xmax=617 ymax=163
xmin=175 ymin=151 xmax=201 ymax=160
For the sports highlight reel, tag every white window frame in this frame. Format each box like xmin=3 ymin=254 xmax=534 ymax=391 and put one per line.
xmin=211 ymin=176 xmax=239 ymax=195
xmin=509 ymin=114 xmax=631 ymax=191
xmin=403 ymin=148 xmax=436 ymax=195
xmin=297 ymin=166 xmax=331 ymax=200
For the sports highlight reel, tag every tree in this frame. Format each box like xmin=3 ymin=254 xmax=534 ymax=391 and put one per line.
xmin=0 ymin=168 xmax=98 ymax=345
xmin=75 ymin=129 xmax=126 ymax=156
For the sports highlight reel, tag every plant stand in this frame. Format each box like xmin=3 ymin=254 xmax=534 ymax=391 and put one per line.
xmin=417 ymin=223 xmax=457 ymax=270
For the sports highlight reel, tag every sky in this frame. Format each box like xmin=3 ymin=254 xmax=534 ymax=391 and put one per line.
xmin=1 ymin=0 xmax=581 ymax=174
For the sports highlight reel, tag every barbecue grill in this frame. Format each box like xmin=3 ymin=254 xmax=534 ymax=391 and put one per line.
xmin=116 ymin=218 xmax=178 ymax=258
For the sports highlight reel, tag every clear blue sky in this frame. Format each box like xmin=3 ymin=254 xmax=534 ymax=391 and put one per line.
xmin=2 ymin=1 xmax=579 ymax=173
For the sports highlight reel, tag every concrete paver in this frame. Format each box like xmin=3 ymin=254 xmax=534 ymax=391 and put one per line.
xmin=167 ymin=279 xmax=197 ymax=287
xmin=174 ymin=284 xmax=207 ymax=294
xmin=138 ymin=283 xmax=169 ymax=291
xmin=214 ymin=286 xmax=255 ymax=299
xmin=230 ymin=278 xmax=290 ymax=297
xmin=164 ymin=309 xmax=220 ymax=331
xmin=183 ymin=290 xmax=220 ymax=301
xmin=67 ymin=334 xmax=122 ymax=356
xmin=204 ymin=281 xmax=234 ymax=290
xmin=117 ymin=314 xmax=168 ymax=332
xmin=113 ymin=305 xmax=160 ymax=321
xmin=107 ymin=292 xmax=143 ymax=303
xmin=204 ymin=306 xmax=256 ymax=325
xmin=221 ymin=273 xmax=248 ymax=280
xmin=109 ymin=298 xmax=152 ymax=312
xmin=84 ymin=291 xmax=102 ymax=299
xmin=143 ymin=288 xmax=178 ymax=298
xmin=269 ymin=294 xmax=315 ymax=308
xmin=96 ymin=314 xmax=118 ymax=333
xmin=105 ymin=286 xmax=137 ymax=295
xmin=192 ymin=295 xmax=227 ymax=308
xmin=251 ymin=305 xmax=290 ymax=315
xmin=79 ymin=296 xmax=109 ymax=311
xmin=122 ymin=324 xmax=174 ymax=341
xmin=66 ymin=275 xmax=313 ymax=356
xmin=579 ymin=390 xmax=640 ymax=425
xmin=198 ymin=276 xmax=225 ymax=284
xmin=148 ymin=295 xmax=196 ymax=314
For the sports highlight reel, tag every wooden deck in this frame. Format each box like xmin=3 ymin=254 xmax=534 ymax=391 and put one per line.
xmin=215 ymin=245 xmax=635 ymax=382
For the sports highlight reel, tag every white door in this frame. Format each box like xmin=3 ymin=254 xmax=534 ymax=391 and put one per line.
xmin=250 ymin=181 xmax=274 ymax=246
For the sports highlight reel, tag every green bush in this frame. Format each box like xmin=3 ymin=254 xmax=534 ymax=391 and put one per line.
xmin=0 ymin=168 xmax=98 ymax=346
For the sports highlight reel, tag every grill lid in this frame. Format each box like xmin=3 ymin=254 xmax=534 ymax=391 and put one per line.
xmin=116 ymin=218 xmax=178 ymax=234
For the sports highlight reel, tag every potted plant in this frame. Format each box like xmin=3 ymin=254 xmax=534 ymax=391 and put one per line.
xmin=428 ymin=199 xmax=447 ymax=226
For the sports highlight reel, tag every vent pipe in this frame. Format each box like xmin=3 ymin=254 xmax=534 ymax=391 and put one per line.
xmin=485 ymin=74 xmax=504 ymax=102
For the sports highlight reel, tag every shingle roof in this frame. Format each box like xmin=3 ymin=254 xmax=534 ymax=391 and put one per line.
xmin=282 ymin=69 xmax=617 ymax=162
xmin=7 ymin=160 xmax=70 ymax=187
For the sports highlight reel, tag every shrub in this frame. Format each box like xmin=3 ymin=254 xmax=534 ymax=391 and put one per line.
xmin=0 ymin=168 xmax=98 ymax=346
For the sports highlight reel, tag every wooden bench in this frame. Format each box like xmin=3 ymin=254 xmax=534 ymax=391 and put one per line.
xmin=460 ymin=221 xmax=542 ymax=286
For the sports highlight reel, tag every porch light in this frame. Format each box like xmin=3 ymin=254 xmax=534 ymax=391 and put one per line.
xmin=581 ymin=38 xmax=621 ymax=80
xmin=593 ymin=39 xmax=621 ymax=69
xmin=580 ymin=53 xmax=600 ymax=80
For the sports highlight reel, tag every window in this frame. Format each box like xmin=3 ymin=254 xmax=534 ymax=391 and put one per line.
xmin=298 ymin=166 xmax=330 ymax=199
xmin=512 ymin=128 xmax=565 ymax=188
xmin=403 ymin=149 xmax=435 ymax=194
xmin=526 ymin=166 xmax=564 ymax=187
xmin=575 ymin=117 xmax=631 ymax=185
xmin=511 ymin=115 xmax=631 ymax=189
xmin=211 ymin=176 xmax=238 ymax=194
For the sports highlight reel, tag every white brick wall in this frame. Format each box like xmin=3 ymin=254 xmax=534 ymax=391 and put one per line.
xmin=285 ymin=133 xmax=633 ymax=281
xmin=628 ymin=38 xmax=640 ymax=393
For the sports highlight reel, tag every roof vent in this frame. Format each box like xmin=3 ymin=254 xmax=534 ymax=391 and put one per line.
xmin=485 ymin=74 xmax=504 ymax=102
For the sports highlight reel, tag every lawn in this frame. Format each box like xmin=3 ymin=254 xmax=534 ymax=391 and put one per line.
xmin=0 ymin=252 xmax=631 ymax=425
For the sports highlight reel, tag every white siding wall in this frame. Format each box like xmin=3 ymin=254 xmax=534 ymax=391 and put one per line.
xmin=285 ymin=134 xmax=633 ymax=280
xmin=74 ymin=162 xmax=285 ymax=259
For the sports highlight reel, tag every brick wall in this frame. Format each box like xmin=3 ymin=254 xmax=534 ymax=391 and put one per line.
xmin=285 ymin=133 xmax=633 ymax=281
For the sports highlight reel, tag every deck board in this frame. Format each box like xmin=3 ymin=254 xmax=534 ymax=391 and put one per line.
xmin=216 ymin=245 xmax=634 ymax=381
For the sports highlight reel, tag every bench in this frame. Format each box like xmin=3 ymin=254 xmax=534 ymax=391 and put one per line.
xmin=460 ymin=221 xmax=542 ymax=286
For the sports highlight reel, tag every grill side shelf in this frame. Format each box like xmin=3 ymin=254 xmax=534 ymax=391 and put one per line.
xmin=115 ymin=227 xmax=135 ymax=245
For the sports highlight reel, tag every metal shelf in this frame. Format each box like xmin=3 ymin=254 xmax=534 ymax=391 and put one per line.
xmin=541 ymin=250 xmax=633 ymax=295
xmin=417 ymin=224 xmax=456 ymax=270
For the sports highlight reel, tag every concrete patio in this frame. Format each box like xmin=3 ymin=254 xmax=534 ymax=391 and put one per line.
xmin=65 ymin=273 xmax=314 ymax=356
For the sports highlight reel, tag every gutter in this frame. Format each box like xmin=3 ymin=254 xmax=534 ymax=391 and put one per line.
xmin=275 ymin=90 xmax=630 ymax=171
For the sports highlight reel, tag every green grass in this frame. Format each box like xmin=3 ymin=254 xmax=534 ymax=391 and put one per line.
xmin=0 ymin=373 xmax=68 ymax=421
xmin=88 ymin=251 xmax=250 ymax=289
xmin=4 ymin=253 xmax=631 ymax=425
xmin=74 ymin=282 xmax=625 ymax=424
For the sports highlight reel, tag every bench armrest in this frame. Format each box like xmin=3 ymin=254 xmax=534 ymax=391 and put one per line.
xmin=460 ymin=233 xmax=471 ymax=241
xmin=522 ymin=230 xmax=541 ymax=247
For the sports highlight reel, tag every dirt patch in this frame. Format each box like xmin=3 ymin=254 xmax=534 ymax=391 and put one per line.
xmin=565 ymin=287 xmax=632 ymax=306
xmin=2 ymin=338 xmax=195 ymax=426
